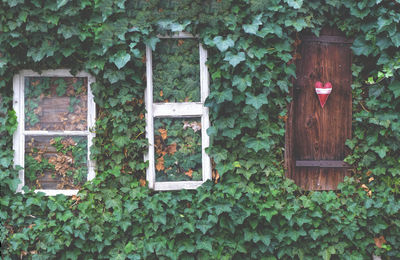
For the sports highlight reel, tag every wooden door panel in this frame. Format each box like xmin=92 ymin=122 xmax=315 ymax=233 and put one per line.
xmin=286 ymin=27 xmax=352 ymax=190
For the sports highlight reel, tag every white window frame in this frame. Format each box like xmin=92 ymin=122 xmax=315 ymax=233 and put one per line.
xmin=13 ymin=69 xmax=96 ymax=196
xmin=145 ymin=32 xmax=211 ymax=190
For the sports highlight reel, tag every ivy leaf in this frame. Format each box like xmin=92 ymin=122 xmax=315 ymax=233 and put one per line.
xmin=213 ymin=89 xmax=233 ymax=103
xmin=197 ymin=240 xmax=212 ymax=252
xmin=233 ymin=75 xmax=252 ymax=92
xmin=111 ymin=51 xmax=131 ymax=69
xmin=170 ymin=20 xmax=191 ymax=32
xmin=388 ymin=80 xmax=400 ymax=98
xmin=377 ymin=17 xmax=392 ymax=31
xmin=0 ymin=157 xmax=11 ymax=167
xmin=285 ymin=18 xmax=308 ymax=31
xmin=245 ymin=138 xmax=271 ymax=152
xmin=124 ymin=242 xmax=135 ymax=254
xmin=373 ymin=146 xmax=389 ymax=159
xmin=243 ymin=14 xmax=262 ymax=35
xmin=391 ymin=33 xmax=400 ymax=47
xmin=285 ymin=0 xmax=303 ymax=9
xmin=257 ymin=24 xmax=283 ymax=38
xmin=277 ymin=80 xmax=289 ymax=93
xmin=7 ymin=0 xmax=24 ymax=7
xmin=145 ymin=37 xmax=160 ymax=51
xmin=224 ymin=52 xmax=245 ymax=67
xmin=57 ymin=0 xmax=69 ymax=9
xmin=352 ymin=36 xmax=372 ymax=56
xmin=245 ymin=93 xmax=268 ymax=109
xmin=213 ymin=36 xmax=235 ymax=52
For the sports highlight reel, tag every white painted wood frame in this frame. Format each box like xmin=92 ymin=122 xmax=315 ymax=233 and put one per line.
xmin=13 ymin=69 xmax=96 ymax=196
xmin=145 ymin=33 xmax=211 ymax=191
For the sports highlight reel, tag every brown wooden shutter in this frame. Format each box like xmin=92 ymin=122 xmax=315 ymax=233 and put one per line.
xmin=285 ymin=27 xmax=353 ymax=190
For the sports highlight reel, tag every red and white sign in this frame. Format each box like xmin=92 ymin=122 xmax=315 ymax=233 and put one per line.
xmin=315 ymin=81 xmax=332 ymax=108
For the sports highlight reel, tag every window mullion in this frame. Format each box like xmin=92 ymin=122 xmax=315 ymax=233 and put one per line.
xmin=153 ymin=103 xmax=203 ymax=117
xmin=145 ymin=45 xmax=156 ymax=189
xmin=23 ymin=130 xmax=89 ymax=136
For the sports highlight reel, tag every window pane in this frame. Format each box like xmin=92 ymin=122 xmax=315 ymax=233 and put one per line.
xmin=25 ymin=135 xmax=88 ymax=189
xmin=24 ymin=77 xmax=88 ymax=131
xmin=153 ymin=39 xmax=200 ymax=103
xmin=154 ymin=117 xmax=202 ymax=181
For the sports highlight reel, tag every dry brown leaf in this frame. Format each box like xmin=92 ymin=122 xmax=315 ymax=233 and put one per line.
xmin=368 ymin=177 xmax=374 ymax=183
xmin=374 ymin=235 xmax=386 ymax=248
xmin=34 ymin=155 xmax=42 ymax=163
xmin=156 ymin=156 xmax=165 ymax=171
xmin=167 ymin=143 xmax=177 ymax=155
xmin=178 ymin=39 xmax=184 ymax=46
xmin=139 ymin=178 xmax=146 ymax=187
xmin=185 ymin=169 xmax=193 ymax=178
xmin=213 ymin=170 xmax=220 ymax=184
xmin=158 ymin=128 xmax=167 ymax=140
xmin=139 ymin=113 xmax=144 ymax=120
xmin=361 ymin=184 xmax=369 ymax=191
xmin=159 ymin=90 xmax=163 ymax=97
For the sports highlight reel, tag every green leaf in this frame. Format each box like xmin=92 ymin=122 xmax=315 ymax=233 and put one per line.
xmin=124 ymin=242 xmax=135 ymax=254
xmin=352 ymin=36 xmax=372 ymax=56
xmin=0 ymin=157 xmax=11 ymax=168
xmin=232 ymin=75 xmax=252 ymax=92
xmin=388 ymin=80 xmax=400 ymax=98
xmin=170 ymin=21 xmax=191 ymax=32
xmin=243 ymin=14 xmax=262 ymax=35
xmin=285 ymin=0 xmax=303 ymax=9
xmin=111 ymin=51 xmax=131 ymax=69
xmin=245 ymin=93 xmax=268 ymax=109
xmin=391 ymin=33 xmax=400 ymax=47
xmin=145 ymin=37 xmax=160 ymax=51
xmin=257 ymin=24 xmax=283 ymax=38
xmin=197 ymin=240 xmax=212 ymax=252
xmin=245 ymin=137 xmax=271 ymax=152
xmin=377 ymin=17 xmax=392 ymax=31
xmin=57 ymin=0 xmax=69 ymax=9
xmin=373 ymin=146 xmax=388 ymax=159
xmin=277 ymin=80 xmax=289 ymax=93
xmin=260 ymin=209 xmax=278 ymax=222
xmin=213 ymin=36 xmax=235 ymax=52
xmin=224 ymin=52 xmax=246 ymax=67
xmin=215 ymin=89 xmax=233 ymax=103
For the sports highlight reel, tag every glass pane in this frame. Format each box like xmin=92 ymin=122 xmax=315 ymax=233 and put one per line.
xmin=154 ymin=117 xmax=202 ymax=182
xmin=24 ymin=77 xmax=88 ymax=131
xmin=153 ymin=39 xmax=200 ymax=103
xmin=25 ymin=135 xmax=88 ymax=189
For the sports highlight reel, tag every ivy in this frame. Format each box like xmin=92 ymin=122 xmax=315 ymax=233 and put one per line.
xmin=0 ymin=0 xmax=400 ymax=259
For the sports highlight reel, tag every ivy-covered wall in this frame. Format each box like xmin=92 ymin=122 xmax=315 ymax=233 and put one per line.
xmin=1 ymin=0 xmax=400 ymax=259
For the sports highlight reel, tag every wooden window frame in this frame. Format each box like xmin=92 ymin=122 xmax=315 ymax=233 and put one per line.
xmin=145 ymin=32 xmax=211 ymax=191
xmin=13 ymin=69 xmax=96 ymax=196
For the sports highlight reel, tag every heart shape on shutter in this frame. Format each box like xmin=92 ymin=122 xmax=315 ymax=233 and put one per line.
xmin=315 ymin=81 xmax=332 ymax=108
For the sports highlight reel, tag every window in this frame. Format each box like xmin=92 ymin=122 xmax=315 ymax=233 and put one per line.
xmin=13 ymin=70 xmax=96 ymax=196
xmin=145 ymin=32 xmax=211 ymax=190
